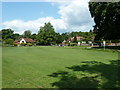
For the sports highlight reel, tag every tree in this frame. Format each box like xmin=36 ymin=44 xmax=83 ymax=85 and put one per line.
xmin=55 ymin=33 xmax=63 ymax=44
xmin=1 ymin=29 xmax=14 ymax=40
xmin=23 ymin=30 xmax=31 ymax=38
xmin=61 ymin=32 xmax=70 ymax=40
xmin=89 ymin=2 xmax=120 ymax=40
xmin=31 ymin=33 xmax=37 ymax=40
xmin=89 ymin=30 xmax=93 ymax=32
xmin=5 ymin=39 xmax=14 ymax=45
xmin=12 ymin=33 xmax=20 ymax=40
xmin=37 ymin=22 xmax=57 ymax=45
xmin=73 ymin=36 xmax=77 ymax=43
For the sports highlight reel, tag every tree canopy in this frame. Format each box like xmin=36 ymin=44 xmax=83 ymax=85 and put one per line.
xmin=1 ymin=29 xmax=14 ymax=40
xmin=23 ymin=30 xmax=31 ymax=38
xmin=89 ymin=2 xmax=120 ymax=40
xmin=37 ymin=22 xmax=57 ymax=45
xmin=1 ymin=22 xmax=96 ymax=45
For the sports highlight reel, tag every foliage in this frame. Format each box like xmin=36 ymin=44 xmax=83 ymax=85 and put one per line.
xmin=111 ymin=39 xmax=120 ymax=43
xmin=27 ymin=43 xmax=32 ymax=46
xmin=12 ymin=33 xmax=20 ymax=40
xmin=31 ymin=33 xmax=37 ymax=40
xmin=20 ymin=43 xmax=26 ymax=46
xmin=55 ymin=33 xmax=63 ymax=44
xmin=1 ymin=29 xmax=14 ymax=40
xmin=14 ymin=44 xmax=18 ymax=46
xmin=5 ymin=39 xmax=14 ymax=45
xmin=37 ymin=22 xmax=57 ymax=45
xmin=61 ymin=32 xmax=70 ymax=40
xmin=1 ymin=25 xmax=96 ymax=45
xmin=69 ymin=31 xmax=95 ymax=42
xmin=1 ymin=29 xmax=21 ymax=41
xmin=73 ymin=36 xmax=77 ymax=43
xmin=70 ymin=43 xmax=77 ymax=46
xmin=89 ymin=2 xmax=120 ymax=40
xmin=23 ymin=30 xmax=31 ymax=38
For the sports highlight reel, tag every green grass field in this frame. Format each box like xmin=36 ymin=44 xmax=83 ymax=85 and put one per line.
xmin=0 ymin=46 xmax=2 ymax=89
xmin=2 ymin=46 xmax=119 ymax=88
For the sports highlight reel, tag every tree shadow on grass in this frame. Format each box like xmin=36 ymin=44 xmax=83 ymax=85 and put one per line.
xmin=48 ymin=60 xmax=120 ymax=89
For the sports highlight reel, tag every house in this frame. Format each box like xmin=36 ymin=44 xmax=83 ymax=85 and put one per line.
xmin=14 ymin=38 xmax=35 ymax=45
xmin=61 ymin=36 xmax=84 ymax=46
xmin=62 ymin=40 xmax=67 ymax=45
xmin=76 ymin=36 xmax=83 ymax=41
xmin=68 ymin=36 xmax=83 ymax=42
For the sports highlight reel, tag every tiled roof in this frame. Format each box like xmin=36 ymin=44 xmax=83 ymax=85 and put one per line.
xmin=68 ymin=36 xmax=83 ymax=41
xmin=14 ymin=38 xmax=35 ymax=43
xmin=23 ymin=38 xmax=35 ymax=43
xmin=14 ymin=40 xmax=20 ymax=43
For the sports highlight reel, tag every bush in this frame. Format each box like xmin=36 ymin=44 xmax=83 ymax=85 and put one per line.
xmin=70 ymin=43 xmax=77 ymax=46
xmin=14 ymin=44 xmax=17 ymax=46
xmin=20 ymin=43 xmax=26 ymax=46
xmin=111 ymin=40 xmax=120 ymax=43
xmin=27 ymin=43 xmax=32 ymax=46
xmin=5 ymin=39 xmax=14 ymax=45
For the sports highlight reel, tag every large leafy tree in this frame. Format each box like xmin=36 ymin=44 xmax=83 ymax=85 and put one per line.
xmin=23 ymin=30 xmax=31 ymax=38
xmin=5 ymin=39 xmax=14 ymax=45
xmin=31 ymin=33 xmax=37 ymax=40
xmin=73 ymin=36 xmax=77 ymax=43
xmin=61 ymin=32 xmax=70 ymax=41
xmin=89 ymin=2 xmax=120 ymax=40
xmin=1 ymin=29 xmax=14 ymax=40
xmin=0 ymin=29 xmax=16 ymax=45
xmin=37 ymin=22 xmax=57 ymax=45
xmin=12 ymin=33 xmax=20 ymax=40
xmin=55 ymin=33 xmax=63 ymax=44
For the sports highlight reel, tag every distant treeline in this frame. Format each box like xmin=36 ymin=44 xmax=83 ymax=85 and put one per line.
xmin=0 ymin=22 xmax=96 ymax=45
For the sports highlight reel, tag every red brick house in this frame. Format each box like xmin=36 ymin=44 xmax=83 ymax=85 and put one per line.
xmin=68 ymin=36 xmax=83 ymax=42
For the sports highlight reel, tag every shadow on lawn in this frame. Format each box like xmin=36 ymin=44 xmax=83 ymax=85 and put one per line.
xmin=48 ymin=60 xmax=120 ymax=89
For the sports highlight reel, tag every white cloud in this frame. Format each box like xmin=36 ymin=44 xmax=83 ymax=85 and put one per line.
xmin=1 ymin=0 xmax=94 ymax=34
xmin=58 ymin=0 xmax=94 ymax=26
xmin=52 ymin=0 xmax=94 ymax=32
xmin=2 ymin=17 xmax=67 ymax=34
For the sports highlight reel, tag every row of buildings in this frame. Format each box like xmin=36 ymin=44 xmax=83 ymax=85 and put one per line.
xmin=14 ymin=35 xmax=92 ymax=46
xmin=62 ymin=35 xmax=94 ymax=45
xmin=14 ymin=36 xmax=120 ymax=46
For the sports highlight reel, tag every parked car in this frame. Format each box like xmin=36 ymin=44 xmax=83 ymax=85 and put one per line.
xmin=93 ymin=43 xmax=100 ymax=47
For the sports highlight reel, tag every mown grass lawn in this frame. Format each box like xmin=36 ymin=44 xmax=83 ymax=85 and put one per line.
xmin=0 ymin=46 xmax=2 ymax=89
xmin=2 ymin=46 xmax=119 ymax=88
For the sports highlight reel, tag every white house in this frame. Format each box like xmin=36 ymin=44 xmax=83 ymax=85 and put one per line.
xmin=19 ymin=38 xmax=26 ymax=44
xmin=14 ymin=38 xmax=35 ymax=44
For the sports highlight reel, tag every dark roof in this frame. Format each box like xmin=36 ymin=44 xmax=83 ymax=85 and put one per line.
xmin=23 ymin=38 xmax=35 ymax=43
xmin=14 ymin=38 xmax=35 ymax=43
xmin=14 ymin=40 xmax=20 ymax=43
xmin=67 ymin=36 xmax=83 ymax=41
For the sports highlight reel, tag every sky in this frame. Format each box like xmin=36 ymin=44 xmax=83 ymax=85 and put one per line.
xmin=1 ymin=0 xmax=95 ymax=34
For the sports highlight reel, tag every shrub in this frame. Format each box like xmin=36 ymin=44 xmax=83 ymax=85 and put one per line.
xmin=70 ymin=43 xmax=77 ymax=46
xmin=5 ymin=39 xmax=14 ymax=45
xmin=20 ymin=43 xmax=26 ymax=46
xmin=111 ymin=40 xmax=120 ymax=43
xmin=14 ymin=44 xmax=17 ymax=46
xmin=27 ymin=43 xmax=32 ymax=46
